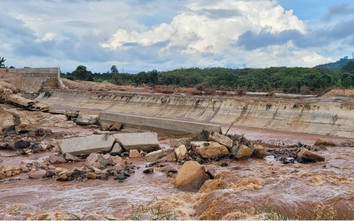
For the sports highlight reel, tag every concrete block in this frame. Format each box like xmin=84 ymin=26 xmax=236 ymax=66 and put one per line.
xmin=59 ymin=135 xmax=115 ymax=155
xmin=113 ymin=132 xmax=159 ymax=151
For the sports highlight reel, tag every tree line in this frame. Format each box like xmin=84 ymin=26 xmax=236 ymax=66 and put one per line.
xmin=63 ymin=62 xmax=354 ymax=94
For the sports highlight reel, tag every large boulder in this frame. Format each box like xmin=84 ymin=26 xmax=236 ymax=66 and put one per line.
xmin=28 ymin=169 xmax=47 ymax=179
xmin=175 ymin=161 xmax=209 ymax=192
xmin=232 ymin=145 xmax=253 ymax=160
xmin=251 ymin=144 xmax=267 ymax=158
xmin=297 ymin=149 xmax=325 ymax=163
xmin=208 ymin=131 xmax=233 ymax=149
xmin=191 ymin=141 xmax=229 ymax=159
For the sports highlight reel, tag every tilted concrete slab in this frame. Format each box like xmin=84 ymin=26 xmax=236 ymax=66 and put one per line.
xmin=113 ymin=132 xmax=159 ymax=151
xmin=100 ymin=112 xmax=222 ymax=134
xmin=59 ymin=134 xmax=115 ymax=155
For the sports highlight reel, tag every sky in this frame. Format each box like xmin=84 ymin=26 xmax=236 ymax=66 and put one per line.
xmin=1 ymin=0 xmax=354 ymax=73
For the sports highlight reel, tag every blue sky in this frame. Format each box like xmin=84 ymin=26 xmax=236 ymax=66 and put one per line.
xmin=1 ymin=0 xmax=354 ymax=73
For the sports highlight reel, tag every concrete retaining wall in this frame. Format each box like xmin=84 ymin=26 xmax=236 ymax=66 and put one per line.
xmin=37 ymin=90 xmax=354 ymax=138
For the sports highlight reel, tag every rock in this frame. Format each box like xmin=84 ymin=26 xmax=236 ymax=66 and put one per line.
xmin=314 ymin=138 xmax=336 ymax=147
xmin=86 ymin=172 xmax=96 ymax=179
xmin=76 ymin=113 xmax=98 ymax=125
xmin=145 ymin=150 xmax=166 ymax=162
xmin=97 ymin=155 xmax=109 ymax=169
xmin=28 ymin=169 xmax=47 ymax=179
xmin=59 ymin=134 xmax=116 ymax=155
xmin=251 ymin=144 xmax=267 ymax=158
xmin=108 ymin=164 xmax=124 ymax=175
xmin=175 ymin=145 xmax=187 ymax=160
xmin=110 ymin=142 xmax=123 ymax=154
xmin=143 ymin=168 xmax=154 ymax=174
xmin=26 ymin=212 xmax=79 ymax=220
xmin=175 ymin=161 xmax=209 ymax=192
xmin=170 ymin=138 xmax=192 ymax=148
xmin=103 ymin=154 xmax=122 ymax=166
xmin=208 ymin=131 xmax=233 ymax=148
xmin=57 ymin=173 xmax=70 ymax=181
xmin=191 ymin=141 xmax=229 ymax=159
xmin=297 ymin=149 xmax=325 ymax=163
xmin=14 ymin=140 xmax=31 ymax=149
xmin=49 ymin=154 xmax=67 ymax=164
xmin=232 ymin=145 xmax=253 ymax=160
xmin=116 ymin=174 xmax=126 ymax=181
xmin=164 ymin=149 xmax=177 ymax=161
xmin=85 ymin=153 xmax=100 ymax=168
xmin=129 ymin=149 xmax=141 ymax=158
xmin=0 ymin=171 xmax=6 ymax=179
xmin=64 ymin=153 xmax=82 ymax=162
xmin=109 ymin=122 xmax=123 ymax=131
xmin=35 ymin=128 xmax=52 ymax=137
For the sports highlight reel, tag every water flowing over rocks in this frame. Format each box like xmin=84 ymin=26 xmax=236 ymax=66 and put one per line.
xmin=175 ymin=161 xmax=209 ymax=192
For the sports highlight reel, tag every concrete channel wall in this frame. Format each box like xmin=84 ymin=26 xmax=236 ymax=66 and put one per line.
xmin=37 ymin=90 xmax=354 ymax=138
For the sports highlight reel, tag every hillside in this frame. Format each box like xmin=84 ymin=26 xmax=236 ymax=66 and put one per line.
xmin=317 ymin=56 xmax=354 ymax=70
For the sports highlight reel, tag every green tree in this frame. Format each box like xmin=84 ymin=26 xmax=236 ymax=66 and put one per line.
xmin=149 ymin=69 xmax=159 ymax=85
xmin=343 ymin=61 xmax=354 ymax=73
xmin=110 ymin=65 xmax=119 ymax=74
xmin=0 ymin=57 xmax=6 ymax=68
xmin=72 ymin=65 xmax=93 ymax=81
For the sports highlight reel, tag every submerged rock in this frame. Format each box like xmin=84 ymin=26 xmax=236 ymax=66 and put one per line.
xmin=232 ymin=145 xmax=253 ymax=160
xmin=297 ymin=149 xmax=325 ymax=163
xmin=251 ymin=144 xmax=267 ymax=159
xmin=175 ymin=161 xmax=209 ymax=192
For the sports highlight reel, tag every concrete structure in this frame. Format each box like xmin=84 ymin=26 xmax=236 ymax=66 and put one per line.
xmin=60 ymin=135 xmax=116 ymax=155
xmin=100 ymin=112 xmax=222 ymax=134
xmin=0 ymin=67 xmax=63 ymax=93
xmin=113 ymin=132 xmax=159 ymax=151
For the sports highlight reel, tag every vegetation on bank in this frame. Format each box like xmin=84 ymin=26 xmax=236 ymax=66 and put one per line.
xmin=1 ymin=55 xmax=353 ymax=94
xmin=62 ymin=62 xmax=354 ymax=94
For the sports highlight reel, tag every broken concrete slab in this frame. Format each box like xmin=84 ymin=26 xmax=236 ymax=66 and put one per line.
xmin=208 ymin=131 xmax=233 ymax=149
xmin=145 ymin=150 xmax=166 ymax=162
xmin=59 ymin=135 xmax=115 ymax=155
xmin=110 ymin=142 xmax=123 ymax=154
xmin=113 ymin=132 xmax=159 ymax=151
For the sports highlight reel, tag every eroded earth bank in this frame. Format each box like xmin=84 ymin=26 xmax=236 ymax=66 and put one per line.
xmin=0 ymin=69 xmax=353 ymax=220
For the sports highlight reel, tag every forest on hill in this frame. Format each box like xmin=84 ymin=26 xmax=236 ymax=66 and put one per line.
xmin=62 ymin=61 xmax=354 ymax=94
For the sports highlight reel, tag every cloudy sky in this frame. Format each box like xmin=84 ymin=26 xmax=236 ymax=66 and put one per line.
xmin=1 ymin=0 xmax=354 ymax=73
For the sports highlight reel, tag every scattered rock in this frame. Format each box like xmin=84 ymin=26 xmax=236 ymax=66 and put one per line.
xmin=145 ymin=150 xmax=167 ymax=162
xmin=28 ymin=169 xmax=47 ymax=179
xmin=143 ymin=168 xmax=154 ymax=174
xmin=129 ymin=149 xmax=141 ymax=158
xmin=314 ymin=138 xmax=336 ymax=147
xmin=26 ymin=212 xmax=79 ymax=220
xmin=35 ymin=128 xmax=52 ymax=137
xmin=49 ymin=154 xmax=66 ymax=164
xmin=170 ymin=138 xmax=192 ymax=148
xmin=297 ymin=149 xmax=325 ymax=163
xmin=191 ymin=141 xmax=229 ymax=159
xmin=64 ymin=153 xmax=82 ymax=162
xmin=104 ymin=154 xmax=122 ymax=166
xmin=86 ymin=172 xmax=96 ymax=179
xmin=175 ymin=145 xmax=187 ymax=160
xmin=75 ymin=113 xmax=98 ymax=125
xmin=208 ymin=131 xmax=233 ymax=148
xmin=232 ymin=145 xmax=253 ymax=160
xmin=14 ymin=140 xmax=31 ymax=149
xmin=251 ymin=144 xmax=267 ymax=158
xmin=109 ymin=122 xmax=123 ymax=131
xmin=116 ymin=174 xmax=126 ymax=181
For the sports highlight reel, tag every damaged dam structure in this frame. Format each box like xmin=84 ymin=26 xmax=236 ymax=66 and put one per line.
xmin=1 ymin=67 xmax=353 ymax=138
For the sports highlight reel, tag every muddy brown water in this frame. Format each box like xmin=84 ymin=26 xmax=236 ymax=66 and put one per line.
xmin=1 ymin=127 xmax=353 ymax=220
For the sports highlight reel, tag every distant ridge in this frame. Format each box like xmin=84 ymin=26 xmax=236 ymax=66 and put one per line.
xmin=317 ymin=56 xmax=354 ymax=70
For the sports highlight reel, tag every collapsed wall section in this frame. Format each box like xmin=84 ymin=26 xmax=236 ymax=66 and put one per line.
xmin=0 ymin=68 xmax=63 ymax=93
xmin=37 ymin=90 xmax=354 ymax=138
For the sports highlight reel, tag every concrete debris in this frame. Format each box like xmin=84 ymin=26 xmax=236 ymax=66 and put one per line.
xmin=251 ymin=144 xmax=267 ymax=159
xmin=111 ymin=142 xmax=123 ymax=154
xmin=49 ymin=154 xmax=66 ymax=164
xmin=28 ymin=169 xmax=47 ymax=179
xmin=63 ymin=153 xmax=82 ymax=162
xmin=113 ymin=132 xmax=159 ymax=151
xmin=59 ymin=134 xmax=116 ymax=155
xmin=175 ymin=161 xmax=209 ymax=192
xmin=208 ymin=131 xmax=233 ymax=149
xmin=0 ymin=93 xmax=48 ymax=111
xmin=191 ymin=141 xmax=229 ymax=159
xmin=145 ymin=150 xmax=167 ymax=162
xmin=297 ymin=149 xmax=325 ymax=163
